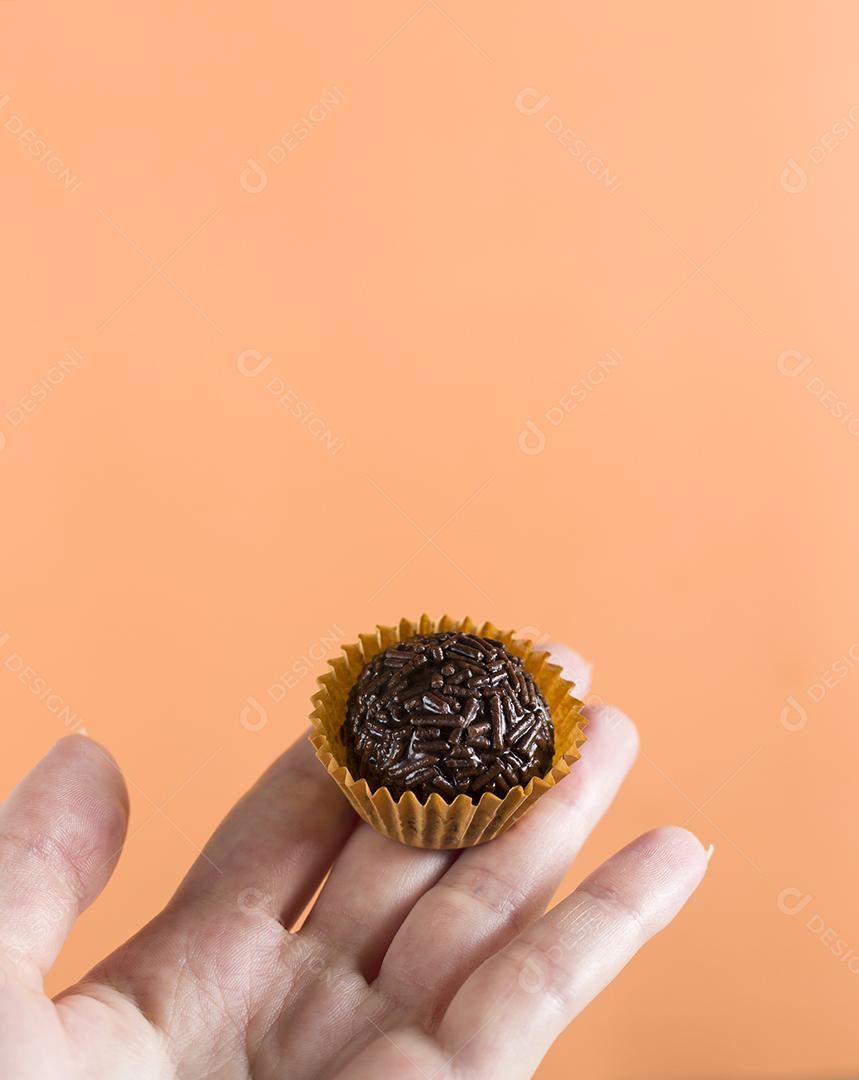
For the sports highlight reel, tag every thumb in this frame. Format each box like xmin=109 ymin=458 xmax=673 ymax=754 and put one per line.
xmin=0 ymin=734 xmax=129 ymax=981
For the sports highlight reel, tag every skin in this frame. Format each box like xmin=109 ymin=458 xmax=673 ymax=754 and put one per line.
xmin=0 ymin=644 xmax=708 ymax=1079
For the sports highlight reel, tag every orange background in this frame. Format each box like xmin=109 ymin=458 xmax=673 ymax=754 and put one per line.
xmin=1 ymin=3 xmax=858 ymax=1076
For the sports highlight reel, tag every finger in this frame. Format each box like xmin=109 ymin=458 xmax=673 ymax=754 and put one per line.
xmin=0 ymin=734 xmax=129 ymax=977
xmin=439 ymin=827 xmax=709 ymax=1078
xmin=540 ymin=641 xmax=592 ymax=697
xmin=303 ymin=644 xmax=591 ymax=979
xmin=377 ymin=648 xmax=639 ymax=1017
xmin=376 ymin=701 xmax=636 ymax=1014
xmin=301 ymin=823 xmax=453 ymax=978
xmin=171 ymin=733 xmax=356 ymax=927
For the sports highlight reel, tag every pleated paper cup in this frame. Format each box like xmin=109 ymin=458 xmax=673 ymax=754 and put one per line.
xmin=309 ymin=615 xmax=588 ymax=849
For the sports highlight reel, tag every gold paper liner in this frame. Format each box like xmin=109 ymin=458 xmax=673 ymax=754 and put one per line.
xmin=309 ymin=616 xmax=588 ymax=849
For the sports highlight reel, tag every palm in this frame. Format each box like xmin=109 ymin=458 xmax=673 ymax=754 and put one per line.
xmin=0 ymin=646 xmax=707 ymax=1080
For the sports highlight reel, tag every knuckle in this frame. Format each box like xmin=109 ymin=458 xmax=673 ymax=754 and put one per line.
xmin=435 ymin=861 xmax=533 ymax=935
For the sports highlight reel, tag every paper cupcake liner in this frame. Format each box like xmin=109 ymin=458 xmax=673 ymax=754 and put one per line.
xmin=309 ymin=615 xmax=588 ymax=849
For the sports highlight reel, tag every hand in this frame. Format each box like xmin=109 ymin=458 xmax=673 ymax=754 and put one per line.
xmin=0 ymin=644 xmax=708 ymax=1079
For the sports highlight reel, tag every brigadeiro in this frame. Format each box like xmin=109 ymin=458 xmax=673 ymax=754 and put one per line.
xmin=309 ymin=616 xmax=588 ymax=849
xmin=341 ymin=632 xmax=554 ymax=802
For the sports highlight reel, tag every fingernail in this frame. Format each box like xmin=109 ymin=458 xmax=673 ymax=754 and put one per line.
xmin=705 ymin=843 xmax=715 ymax=863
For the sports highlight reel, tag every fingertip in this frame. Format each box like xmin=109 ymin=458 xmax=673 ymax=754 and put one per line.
xmin=637 ymin=825 xmax=710 ymax=886
xmin=646 ymin=823 xmax=708 ymax=856
xmin=0 ymin=731 xmax=133 ymax=968
xmin=51 ymin=734 xmax=129 ymax=816
xmin=576 ymin=826 xmax=709 ymax=944
xmin=543 ymin=642 xmax=593 ymax=696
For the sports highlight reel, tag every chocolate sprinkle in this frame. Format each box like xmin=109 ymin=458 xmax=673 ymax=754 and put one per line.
xmin=341 ymin=632 xmax=554 ymax=803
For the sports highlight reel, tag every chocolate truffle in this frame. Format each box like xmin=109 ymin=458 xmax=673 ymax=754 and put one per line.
xmin=341 ymin=632 xmax=554 ymax=802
